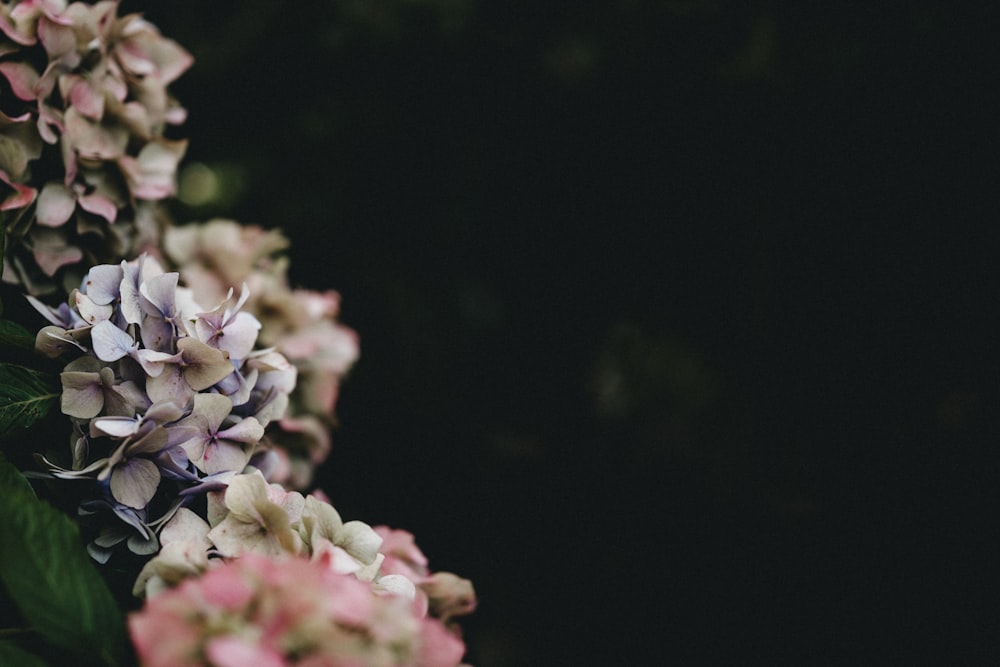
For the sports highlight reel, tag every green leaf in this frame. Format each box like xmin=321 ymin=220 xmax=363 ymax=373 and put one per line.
xmin=0 ymin=223 xmax=4 ymax=317
xmin=0 ymin=319 xmax=35 ymax=351
xmin=0 ymin=363 xmax=58 ymax=436
xmin=0 ymin=451 xmax=35 ymax=499
xmin=0 ymin=456 xmax=127 ymax=667
xmin=0 ymin=640 xmax=49 ymax=667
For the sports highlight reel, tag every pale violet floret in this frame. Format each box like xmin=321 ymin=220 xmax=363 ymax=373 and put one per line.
xmin=31 ymin=254 xmax=296 ymax=561
xmin=194 ymin=284 xmax=262 ymax=361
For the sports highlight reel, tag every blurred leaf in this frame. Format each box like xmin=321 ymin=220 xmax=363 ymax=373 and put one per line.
xmin=0 ymin=640 xmax=48 ymax=667
xmin=0 ymin=454 xmax=126 ymax=667
xmin=0 ymin=221 xmax=4 ymax=317
xmin=0 ymin=363 xmax=58 ymax=436
xmin=0 ymin=319 xmax=35 ymax=351
xmin=0 ymin=451 xmax=35 ymax=498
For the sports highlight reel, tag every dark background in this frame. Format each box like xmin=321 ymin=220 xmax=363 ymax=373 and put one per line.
xmin=132 ymin=2 xmax=994 ymax=663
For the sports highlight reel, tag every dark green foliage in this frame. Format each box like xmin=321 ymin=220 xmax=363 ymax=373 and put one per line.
xmin=0 ymin=364 xmax=58 ymax=438
xmin=0 ymin=454 xmax=127 ymax=667
xmin=0 ymin=640 xmax=49 ymax=667
xmin=0 ymin=320 xmax=35 ymax=352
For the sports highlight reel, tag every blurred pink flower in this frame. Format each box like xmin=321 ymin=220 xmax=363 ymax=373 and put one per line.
xmin=375 ymin=526 xmax=478 ymax=625
xmin=129 ymin=553 xmax=469 ymax=667
xmin=1 ymin=0 xmax=191 ymax=294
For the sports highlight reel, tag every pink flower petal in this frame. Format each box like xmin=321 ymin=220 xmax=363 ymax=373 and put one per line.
xmin=63 ymin=107 xmax=128 ymax=159
xmin=0 ymin=169 xmax=37 ymax=210
xmin=0 ymin=18 xmax=36 ymax=48
xmin=0 ymin=60 xmax=38 ymax=102
xmin=29 ymin=228 xmax=83 ymax=275
xmin=118 ymin=139 xmax=188 ymax=200
xmin=416 ymin=618 xmax=467 ymax=667
xmin=68 ymin=77 xmax=105 ymax=120
xmin=78 ymin=192 xmax=118 ymax=222
xmin=204 ymin=636 xmax=286 ymax=667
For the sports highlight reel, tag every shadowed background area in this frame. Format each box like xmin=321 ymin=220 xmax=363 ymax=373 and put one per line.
xmin=131 ymin=1 xmax=993 ymax=663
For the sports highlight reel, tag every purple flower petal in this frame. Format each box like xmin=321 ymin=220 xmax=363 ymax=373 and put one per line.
xmin=139 ymin=272 xmax=180 ymax=316
xmin=216 ymin=417 xmax=264 ymax=447
xmin=91 ymin=319 xmax=136 ymax=362
xmin=200 ymin=439 xmax=252 ymax=476
xmin=60 ymin=370 xmax=104 ymax=419
xmin=133 ymin=348 xmax=179 ymax=377
xmin=126 ymin=426 xmax=170 ymax=457
xmin=83 ymin=264 xmax=124 ymax=305
xmin=110 ymin=458 xmax=161 ymax=509
xmin=145 ymin=366 xmax=194 ymax=406
xmin=120 ymin=260 xmax=145 ymax=324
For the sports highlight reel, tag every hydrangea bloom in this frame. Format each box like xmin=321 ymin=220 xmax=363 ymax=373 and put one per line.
xmin=129 ymin=553 xmax=468 ymax=667
xmin=163 ymin=219 xmax=360 ymax=489
xmin=133 ymin=469 xmax=386 ymax=597
xmin=1 ymin=0 xmax=191 ymax=295
xmin=3 ymin=8 xmax=478 ymax=664
xmin=30 ymin=254 xmax=295 ymax=560
xmin=131 ymin=472 xmax=476 ymax=640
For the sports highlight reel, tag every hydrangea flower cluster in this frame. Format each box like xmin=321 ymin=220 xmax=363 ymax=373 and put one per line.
xmin=131 ymin=470 xmax=383 ymax=598
xmin=130 ymin=470 xmax=475 ymax=666
xmin=30 ymin=254 xmax=295 ymax=559
xmin=0 ymin=3 xmax=477 ymax=665
xmin=163 ymin=219 xmax=360 ymax=490
xmin=1 ymin=0 xmax=191 ymax=295
xmin=129 ymin=553 xmax=468 ymax=667
xmin=27 ymin=251 xmax=475 ymax=662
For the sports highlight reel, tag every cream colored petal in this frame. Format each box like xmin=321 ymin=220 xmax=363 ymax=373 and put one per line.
xmin=160 ymin=507 xmax=211 ymax=548
xmin=338 ymin=520 xmax=383 ymax=566
xmin=301 ymin=494 xmax=343 ymax=546
xmin=208 ymin=514 xmax=282 ymax=558
xmin=374 ymin=574 xmax=417 ymax=600
xmin=222 ymin=470 xmax=269 ymax=522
